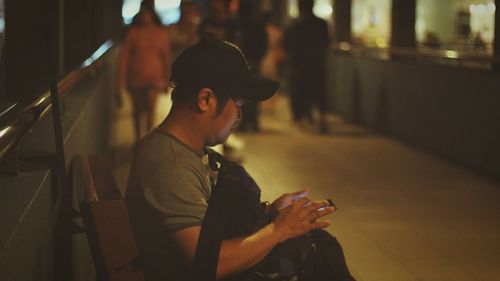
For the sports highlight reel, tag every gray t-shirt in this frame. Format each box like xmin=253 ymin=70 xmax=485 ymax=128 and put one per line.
xmin=125 ymin=130 xmax=214 ymax=281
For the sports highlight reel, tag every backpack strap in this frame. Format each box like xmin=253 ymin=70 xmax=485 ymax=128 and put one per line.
xmin=193 ymin=148 xmax=231 ymax=281
xmin=204 ymin=147 xmax=226 ymax=171
xmin=193 ymin=148 xmax=266 ymax=281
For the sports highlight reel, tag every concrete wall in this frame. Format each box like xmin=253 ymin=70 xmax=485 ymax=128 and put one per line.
xmin=329 ymin=53 xmax=500 ymax=178
xmin=0 ymin=49 xmax=119 ymax=281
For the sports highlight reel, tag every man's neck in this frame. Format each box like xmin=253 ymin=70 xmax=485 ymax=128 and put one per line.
xmin=157 ymin=111 xmax=205 ymax=154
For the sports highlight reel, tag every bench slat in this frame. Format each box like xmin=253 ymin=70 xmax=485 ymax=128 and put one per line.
xmin=77 ymin=154 xmax=144 ymax=281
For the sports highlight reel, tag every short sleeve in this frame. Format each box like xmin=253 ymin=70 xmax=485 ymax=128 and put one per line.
xmin=143 ymin=164 xmax=209 ymax=233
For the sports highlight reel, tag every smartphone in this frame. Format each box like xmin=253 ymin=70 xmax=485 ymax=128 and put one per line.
xmin=317 ymin=199 xmax=336 ymax=211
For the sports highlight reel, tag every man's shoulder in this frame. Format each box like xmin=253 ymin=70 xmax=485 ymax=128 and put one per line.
xmin=136 ymin=131 xmax=175 ymax=158
xmin=127 ymin=132 xmax=206 ymax=193
xmin=135 ymin=131 xmax=204 ymax=171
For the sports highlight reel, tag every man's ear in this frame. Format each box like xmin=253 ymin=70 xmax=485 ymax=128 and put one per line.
xmin=196 ymin=88 xmax=214 ymax=112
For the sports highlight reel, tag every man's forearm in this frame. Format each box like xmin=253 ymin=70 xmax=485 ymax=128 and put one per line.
xmin=216 ymin=222 xmax=284 ymax=279
xmin=172 ymin=199 xmax=333 ymax=279
xmin=216 ymin=198 xmax=333 ymax=279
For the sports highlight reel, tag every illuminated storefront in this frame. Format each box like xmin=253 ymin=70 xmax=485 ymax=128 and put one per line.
xmin=351 ymin=0 xmax=391 ymax=48
xmin=416 ymin=0 xmax=495 ymax=53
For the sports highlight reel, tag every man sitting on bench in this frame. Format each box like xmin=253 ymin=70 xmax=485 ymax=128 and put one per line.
xmin=125 ymin=38 xmax=343 ymax=281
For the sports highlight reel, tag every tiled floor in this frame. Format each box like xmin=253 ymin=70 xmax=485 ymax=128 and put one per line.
xmin=112 ymin=93 xmax=500 ymax=281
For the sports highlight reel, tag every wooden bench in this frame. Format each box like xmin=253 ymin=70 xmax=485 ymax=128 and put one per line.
xmin=76 ymin=154 xmax=144 ymax=281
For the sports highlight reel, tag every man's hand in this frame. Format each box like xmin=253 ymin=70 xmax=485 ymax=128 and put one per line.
xmin=273 ymin=198 xmax=335 ymax=242
xmin=269 ymin=188 xmax=310 ymax=216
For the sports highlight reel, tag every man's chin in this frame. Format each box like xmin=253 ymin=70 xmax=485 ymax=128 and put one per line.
xmin=207 ymin=133 xmax=232 ymax=147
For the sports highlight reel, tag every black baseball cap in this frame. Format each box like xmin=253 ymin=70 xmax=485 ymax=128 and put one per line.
xmin=171 ymin=38 xmax=279 ymax=101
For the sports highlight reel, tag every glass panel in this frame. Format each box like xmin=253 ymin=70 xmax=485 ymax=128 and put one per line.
xmin=416 ymin=0 xmax=495 ymax=54
xmin=351 ymin=0 xmax=392 ymax=48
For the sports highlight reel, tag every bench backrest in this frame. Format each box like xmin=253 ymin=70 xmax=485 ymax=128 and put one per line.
xmin=77 ymin=154 xmax=144 ymax=281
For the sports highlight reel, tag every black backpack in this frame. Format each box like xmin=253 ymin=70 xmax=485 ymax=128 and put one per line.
xmin=193 ymin=150 xmax=356 ymax=281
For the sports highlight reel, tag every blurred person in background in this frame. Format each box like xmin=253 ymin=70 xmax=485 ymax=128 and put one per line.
xmin=234 ymin=0 xmax=268 ymax=132
xmin=260 ymin=11 xmax=285 ymax=117
xmin=130 ymin=0 xmax=156 ymax=26
xmin=198 ymin=0 xmax=237 ymax=43
xmin=168 ymin=0 xmax=200 ymax=60
xmin=422 ymin=31 xmax=441 ymax=48
xmin=284 ymin=0 xmax=329 ymax=133
xmin=118 ymin=1 xmax=172 ymax=146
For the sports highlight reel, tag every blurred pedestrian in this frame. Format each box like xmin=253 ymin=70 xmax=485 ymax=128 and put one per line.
xmin=234 ymin=0 xmax=268 ymax=132
xmin=260 ymin=11 xmax=285 ymax=117
xmin=168 ymin=0 xmax=200 ymax=60
xmin=118 ymin=2 xmax=172 ymax=146
xmin=198 ymin=0 xmax=236 ymax=43
xmin=284 ymin=0 xmax=329 ymax=133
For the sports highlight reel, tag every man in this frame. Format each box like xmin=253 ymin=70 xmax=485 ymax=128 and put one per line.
xmin=125 ymin=38 xmax=335 ymax=281
xmin=284 ymin=0 xmax=329 ymax=133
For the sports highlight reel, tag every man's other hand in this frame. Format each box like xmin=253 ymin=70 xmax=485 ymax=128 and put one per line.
xmin=273 ymin=198 xmax=335 ymax=242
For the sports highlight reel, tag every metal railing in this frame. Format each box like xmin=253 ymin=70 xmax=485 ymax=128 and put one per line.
xmin=0 ymin=40 xmax=114 ymax=174
xmin=332 ymin=42 xmax=497 ymax=70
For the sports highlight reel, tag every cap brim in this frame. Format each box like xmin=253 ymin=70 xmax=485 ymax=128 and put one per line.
xmin=239 ymin=75 xmax=279 ymax=102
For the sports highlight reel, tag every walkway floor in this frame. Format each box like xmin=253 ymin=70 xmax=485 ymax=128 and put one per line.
xmin=111 ymin=93 xmax=500 ymax=281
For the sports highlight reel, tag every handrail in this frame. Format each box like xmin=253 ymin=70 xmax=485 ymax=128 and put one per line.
xmin=332 ymin=42 xmax=496 ymax=70
xmin=0 ymin=40 xmax=114 ymax=174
